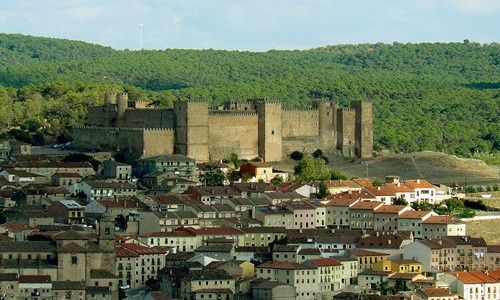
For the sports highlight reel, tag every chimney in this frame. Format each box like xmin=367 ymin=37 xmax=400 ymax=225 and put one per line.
xmin=331 ymin=229 xmax=335 ymax=234
xmin=388 ymin=239 xmax=392 ymax=245
xmin=376 ymin=232 xmax=380 ymax=237
xmin=348 ymin=190 xmax=352 ymax=194
xmin=416 ymin=179 xmax=420 ymax=184
xmin=397 ymin=183 xmax=400 ymax=187
xmin=438 ymin=240 xmax=442 ymax=245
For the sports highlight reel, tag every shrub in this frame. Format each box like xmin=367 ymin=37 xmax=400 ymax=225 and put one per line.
xmin=312 ymin=149 xmax=323 ymax=158
xmin=290 ymin=151 xmax=304 ymax=161
xmin=330 ymin=169 xmax=347 ymax=180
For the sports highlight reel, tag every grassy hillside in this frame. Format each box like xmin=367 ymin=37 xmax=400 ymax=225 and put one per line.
xmin=0 ymin=34 xmax=498 ymax=160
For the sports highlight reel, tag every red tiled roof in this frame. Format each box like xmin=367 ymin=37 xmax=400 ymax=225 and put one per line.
xmin=309 ymin=258 xmax=341 ymax=267
xmin=116 ymin=243 xmax=171 ymax=257
xmin=422 ymin=215 xmax=455 ymax=224
xmin=374 ymin=205 xmax=409 ymax=214
xmin=349 ymin=249 xmax=390 ymax=257
xmin=0 ymin=222 xmax=33 ymax=233
xmin=420 ymin=288 xmax=454 ymax=297
xmin=452 ymin=271 xmax=499 ymax=284
xmin=366 ymin=186 xmax=397 ymax=197
xmin=399 ymin=210 xmax=433 ymax=219
xmin=351 ymin=201 xmax=384 ymax=210
xmin=258 ymin=261 xmax=316 ymax=270
xmin=384 ymin=183 xmax=414 ymax=193
xmin=404 ymin=179 xmax=435 ymax=189
xmin=352 ymin=178 xmax=374 ymax=187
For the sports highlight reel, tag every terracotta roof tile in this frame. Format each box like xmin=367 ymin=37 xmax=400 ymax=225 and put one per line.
xmin=351 ymin=201 xmax=384 ymax=210
xmin=309 ymin=258 xmax=341 ymax=267
xmin=404 ymin=179 xmax=435 ymax=189
xmin=452 ymin=271 xmax=499 ymax=284
xmin=374 ymin=205 xmax=409 ymax=214
xmin=399 ymin=210 xmax=433 ymax=219
xmin=420 ymin=288 xmax=455 ymax=297
xmin=422 ymin=215 xmax=456 ymax=224
xmin=257 ymin=261 xmax=316 ymax=270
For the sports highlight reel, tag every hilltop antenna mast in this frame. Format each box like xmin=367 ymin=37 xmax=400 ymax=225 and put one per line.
xmin=138 ymin=23 xmax=144 ymax=50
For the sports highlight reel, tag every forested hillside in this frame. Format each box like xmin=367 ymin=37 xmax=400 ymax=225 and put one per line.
xmin=0 ymin=34 xmax=498 ymax=161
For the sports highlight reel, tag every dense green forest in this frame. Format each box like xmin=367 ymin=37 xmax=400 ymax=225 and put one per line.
xmin=0 ymin=33 xmax=498 ymax=161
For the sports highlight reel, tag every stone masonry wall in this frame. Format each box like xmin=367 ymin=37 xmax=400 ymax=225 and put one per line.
xmin=281 ymin=109 xmax=320 ymax=138
xmin=208 ymin=112 xmax=259 ymax=160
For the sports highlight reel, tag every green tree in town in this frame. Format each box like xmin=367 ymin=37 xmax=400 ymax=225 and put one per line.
xmin=294 ymin=155 xmax=331 ymax=181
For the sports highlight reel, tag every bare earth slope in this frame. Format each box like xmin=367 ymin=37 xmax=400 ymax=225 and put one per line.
xmin=276 ymin=151 xmax=499 ymax=186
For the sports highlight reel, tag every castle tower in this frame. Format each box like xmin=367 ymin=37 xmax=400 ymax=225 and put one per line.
xmin=98 ymin=214 xmax=116 ymax=251
xmin=337 ymin=107 xmax=356 ymax=157
xmin=174 ymin=100 xmax=209 ymax=162
xmin=353 ymin=100 xmax=373 ymax=158
xmin=117 ymin=92 xmax=129 ymax=125
xmin=104 ymin=92 xmax=117 ymax=106
xmin=317 ymin=100 xmax=335 ymax=149
xmin=255 ymin=99 xmax=282 ymax=162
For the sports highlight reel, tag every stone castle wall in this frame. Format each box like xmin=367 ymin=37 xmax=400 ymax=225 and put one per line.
xmin=121 ymin=108 xmax=175 ymax=129
xmin=281 ymin=109 xmax=320 ymax=138
xmin=208 ymin=111 xmax=259 ymax=160
xmin=75 ymin=93 xmax=373 ymax=162
xmin=73 ymin=126 xmax=174 ymax=160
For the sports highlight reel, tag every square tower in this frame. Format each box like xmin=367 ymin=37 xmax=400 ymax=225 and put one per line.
xmin=353 ymin=100 xmax=373 ymax=158
xmin=174 ymin=101 xmax=209 ymax=162
xmin=255 ymin=100 xmax=282 ymax=162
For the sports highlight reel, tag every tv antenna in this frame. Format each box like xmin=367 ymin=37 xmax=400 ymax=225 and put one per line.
xmin=138 ymin=23 xmax=144 ymax=50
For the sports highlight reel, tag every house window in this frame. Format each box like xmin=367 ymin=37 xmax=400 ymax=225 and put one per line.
xmin=71 ymin=256 xmax=78 ymax=264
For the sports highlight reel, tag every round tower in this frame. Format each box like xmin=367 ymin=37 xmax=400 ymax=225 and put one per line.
xmin=117 ymin=92 xmax=129 ymax=121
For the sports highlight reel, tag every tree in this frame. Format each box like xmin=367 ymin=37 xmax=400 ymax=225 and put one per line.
xmin=392 ymin=196 xmax=408 ymax=205
xmin=227 ymin=170 xmax=241 ymax=183
xmin=202 ymin=166 xmax=225 ymax=186
xmin=394 ymin=279 xmax=409 ymax=292
xmin=227 ymin=153 xmax=242 ymax=169
xmin=294 ymin=155 xmax=331 ymax=181
xmin=445 ymin=198 xmax=465 ymax=212
xmin=270 ymin=175 xmax=284 ymax=185
xmin=290 ymin=151 xmax=303 ymax=161
xmin=317 ymin=181 xmax=331 ymax=198
xmin=460 ymin=208 xmax=476 ymax=218
xmin=312 ymin=149 xmax=323 ymax=158
xmin=115 ymin=214 xmax=127 ymax=231
xmin=330 ymin=169 xmax=347 ymax=180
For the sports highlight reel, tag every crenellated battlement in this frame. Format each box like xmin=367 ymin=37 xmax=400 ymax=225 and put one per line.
xmin=74 ymin=126 xmax=173 ymax=132
xmin=282 ymin=108 xmax=319 ymax=112
xmin=208 ymin=111 xmax=258 ymax=116
xmin=126 ymin=107 xmax=172 ymax=111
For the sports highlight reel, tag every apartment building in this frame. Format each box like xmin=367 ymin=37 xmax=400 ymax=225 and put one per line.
xmin=115 ymin=243 xmax=171 ymax=288
xmin=450 ymin=271 xmax=500 ymax=300
xmin=256 ymin=261 xmax=319 ymax=300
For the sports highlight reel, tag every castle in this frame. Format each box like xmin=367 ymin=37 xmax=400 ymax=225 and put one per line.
xmin=73 ymin=92 xmax=373 ymax=162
